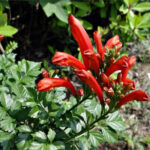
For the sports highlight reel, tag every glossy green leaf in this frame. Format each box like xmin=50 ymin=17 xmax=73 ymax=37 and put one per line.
xmin=138 ymin=13 xmax=150 ymax=28
xmin=17 ymin=125 xmax=32 ymax=133
xmin=16 ymin=133 xmax=30 ymax=150
xmin=0 ymin=25 xmax=18 ymax=37
xmin=40 ymin=0 xmax=70 ymax=23
xmin=132 ymin=2 xmax=150 ymax=12
xmin=47 ymin=128 xmax=56 ymax=143
xmin=101 ymin=127 xmax=118 ymax=143
xmin=72 ymin=1 xmax=90 ymax=11
xmin=32 ymin=131 xmax=47 ymax=143
xmin=0 ymin=130 xmax=14 ymax=142
xmin=1 ymin=93 xmax=13 ymax=110
xmin=29 ymin=106 xmax=40 ymax=118
xmin=89 ymin=131 xmax=104 ymax=147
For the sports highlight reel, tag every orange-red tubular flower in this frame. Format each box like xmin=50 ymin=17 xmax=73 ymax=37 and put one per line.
xmin=117 ymin=90 xmax=150 ymax=107
xmin=104 ymin=35 xmax=120 ymax=50
xmin=68 ymin=14 xmax=99 ymax=74
xmin=74 ymin=69 xmax=103 ymax=103
xmin=52 ymin=52 xmax=86 ymax=70
xmin=121 ymin=56 xmax=136 ymax=81
xmin=0 ymin=34 xmax=4 ymax=42
xmin=37 ymin=78 xmax=76 ymax=96
xmin=93 ymin=31 xmax=104 ymax=61
xmin=105 ymin=56 xmax=129 ymax=77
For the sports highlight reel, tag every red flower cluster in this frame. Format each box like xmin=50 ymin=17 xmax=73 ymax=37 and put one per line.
xmin=37 ymin=14 xmax=149 ymax=108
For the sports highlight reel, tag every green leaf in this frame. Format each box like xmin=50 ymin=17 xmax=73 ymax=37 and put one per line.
xmin=1 ymin=93 xmax=14 ymax=110
xmin=70 ymin=120 xmax=82 ymax=133
xmin=0 ymin=25 xmax=18 ymax=37
xmin=0 ymin=13 xmax=7 ymax=26
xmin=132 ymin=2 xmax=150 ymax=12
xmin=0 ymin=117 xmax=16 ymax=132
xmin=16 ymin=133 xmax=30 ymax=150
xmin=0 ymin=130 xmax=14 ymax=142
xmin=54 ymin=141 xmax=65 ymax=149
xmin=40 ymin=0 xmax=70 ymax=23
xmin=17 ymin=125 xmax=32 ymax=133
xmin=29 ymin=106 xmax=40 ymax=118
xmin=47 ymin=128 xmax=56 ymax=143
xmin=89 ymin=131 xmax=104 ymax=147
xmin=29 ymin=142 xmax=45 ymax=150
xmin=32 ymin=131 xmax=47 ymax=143
xmin=138 ymin=13 xmax=150 ymax=28
xmin=72 ymin=1 xmax=91 ymax=11
xmin=84 ymin=99 xmax=102 ymax=117
xmin=101 ymin=127 xmax=118 ymax=143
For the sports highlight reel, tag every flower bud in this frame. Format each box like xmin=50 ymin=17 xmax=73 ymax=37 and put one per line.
xmin=109 ymin=76 xmax=115 ymax=88
xmin=107 ymin=88 xmax=114 ymax=96
xmin=119 ymin=94 xmax=124 ymax=99
xmin=110 ymin=58 xmax=115 ymax=64
xmin=103 ymin=87 xmax=109 ymax=92
xmin=105 ymin=98 xmax=111 ymax=104
xmin=42 ymin=70 xmax=50 ymax=78
xmin=61 ymin=76 xmax=69 ymax=81
xmin=101 ymin=73 xmax=110 ymax=87
xmin=117 ymin=73 xmax=122 ymax=83
xmin=55 ymin=69 xmax=59 ymax=74
xmin=77 ymin=88 xmax=84 ymax=96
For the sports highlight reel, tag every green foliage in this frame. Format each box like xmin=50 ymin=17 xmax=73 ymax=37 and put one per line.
xmin=0 ymin=3 xmax=18 ymax=37
xmin=0 ymin=51 xmax=126 ymax=149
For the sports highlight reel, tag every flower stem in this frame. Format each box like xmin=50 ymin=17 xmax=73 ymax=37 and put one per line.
xmin=0 ymin=43 xmax=5 ymax=53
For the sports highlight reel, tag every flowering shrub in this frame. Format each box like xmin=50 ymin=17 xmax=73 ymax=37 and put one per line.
xmin=0 ymin=14 xmax=149 ymax=150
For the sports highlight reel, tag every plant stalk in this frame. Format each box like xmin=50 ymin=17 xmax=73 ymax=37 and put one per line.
xmin=0 ymin=43 xmax=5 ymax=53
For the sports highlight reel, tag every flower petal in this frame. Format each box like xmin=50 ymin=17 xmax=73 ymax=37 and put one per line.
xmin=74 ymin=69 xmax=103 ymax=103
xmin=117 ymin=90 xmax=150 ymax=107
xmin=52 ymin=52 xmax=86 ymax=70
xmin=105 ymin=56 xmax=128 ymax=76
xmin=37 ymin=77 xmax=76 ymax=95
xmin=93 ymin=31 xmax=104 ymax=61
xmin=68 ymin=14 xmax=99 ymax=74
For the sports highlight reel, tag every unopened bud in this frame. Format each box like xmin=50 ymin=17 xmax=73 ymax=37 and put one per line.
xmin=109 ymin=76 xmax=115 ymax=88
xmin=105 ymin=98 xmax=111 ymax=104
xmin=117 ymin=90 xmax=121 ymax=95
xmin=101 ymin=73 xmax=110 ymax=87
xmin=42 ymin=70 xmax=49 ymax=78
xmin=77 ymin=88 xmax=84 ymax=96
xmin=107 ymin=88 xmax=114 ymax=96
xmin=61 ymin=76 xmax=68 ymax=81
xmin=96 ymin=53 xmax=102 ymax=63
xmin=119 ymin=94 xmax=124 ymax=99
xmin=103 ymin=87 xmax=109 ymax=92
xmin=117 ymin=73 xmax=122 ymax=83
xmin=55 ymin=69 xmax=59 ymax=74
xmin=110 ymin=58 xmax=115 ymax=64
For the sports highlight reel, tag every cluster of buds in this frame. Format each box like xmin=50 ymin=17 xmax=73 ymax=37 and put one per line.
xmin=37 ymin=14 xmax=149 ymax=109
